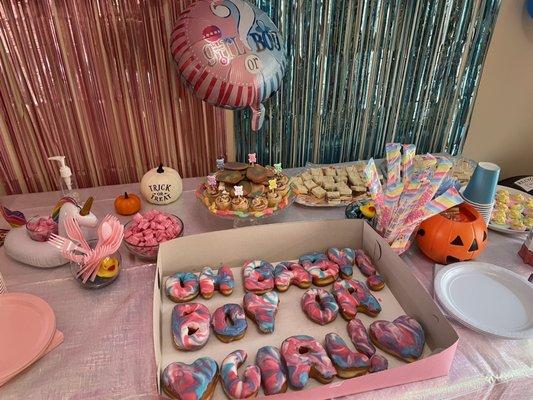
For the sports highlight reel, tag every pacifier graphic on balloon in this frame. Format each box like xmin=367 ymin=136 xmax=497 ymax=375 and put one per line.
xmin=170 ymin=0 xmax=286 ymax=131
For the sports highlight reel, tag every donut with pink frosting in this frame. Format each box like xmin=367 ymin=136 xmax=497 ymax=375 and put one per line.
xmin=280 ymin=335 xmax=336 ymax=389
xmin=243 ymin=291 xmax=279 ymax=333
xmin=255 ymin=346 xmax=288 ymax=395
xmin=171 ymin=303 xmax=211 ymax=351
xmin=299 ymin=252 xmax=339 ymax=286
xmin=242 ymin=260 xmax=274 ymax=294
xmin=274 ymin=261 xmax=311 ymax=291
xmin=211 ymin=303 xmax=247 ymax=343
xmin=326 ymin=247 xmax=356 ymax=279
xmin=324 ymin=332 xmax=370 ymax=378
xmin=366 ymin=274 xmax=385 ymax=291
xmin=199 ymin=265 xmax=234 ymax=299
xmin=332 ymin=279 xmax=381 ymax=318
xmin=369 ymin=315 xmax=425 ymax=362
xmin=220 ymin=350 xmax=261 ymax=399
xmin=355 ymin=249 xmax=377 ymax=276
xmin=165 ymin=272 xmax=199 ymax=303
xmin=347 ymin=318 xmax=375 ymax=357
xmin=301 ymin=288 xmax=339 ymax=325
xmin=369 ymin=354 xmax=388 ymax=373
xmin=161 ymin=357 xmax=218 ymax=400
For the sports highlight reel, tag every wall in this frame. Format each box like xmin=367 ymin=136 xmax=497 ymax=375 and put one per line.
xmin=463 ymin=0 xmax=533 ymax=179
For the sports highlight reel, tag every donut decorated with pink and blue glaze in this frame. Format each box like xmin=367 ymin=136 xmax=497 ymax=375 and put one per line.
xmin=220 ymin=350 xmax=261 ymax=399
xmin=243 ymin=291 xmax=279 ymax=333
xmin=301 ymin=288 xmax=339 ymax=325
xmin=326 ymin=247 xmax=356 ymax=279
xmin=369 ymin=354 xmax=388 ymax=373
xmin=299 ymin=252 xmax=339 ymax=286
xmin=369 ymin=315 xmax=425 ymax=363
xmin=324 ymin=332 xmax=370 ymax=378
xmin=211 ymin=303 xmax=247 ymax=343
xmin=332 ymin=279 xmax=381 ymax=318
xmin=347 ymin=318 xmax=375 ymax=358
xmin=171 ymin=303 xmax=211 ymax=351
xmin=274 ymin=261 xmax=311 ymax=291
xmin=255 ymin=346 xmax=288 ymax=395
xmin=280 ymin=335 xmax=336 ymax=389
xmin=355 ymin=249 xmax=377 ymax=277
xmin=199 ymin=265 xmax=234 ymax=299
xmin=161 ymin=357 xmax=219 ymax=400
xmin=165 ymin=272 xmax=200 ymax=303
xmin=242 ymin=260 xmax=274 ymax=294
xmin=366 ymin=274 xmax=385 ymax=291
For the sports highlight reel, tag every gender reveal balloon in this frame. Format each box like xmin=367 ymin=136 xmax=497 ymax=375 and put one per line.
xmin=170 ymin=0 xmax=286 ymax=131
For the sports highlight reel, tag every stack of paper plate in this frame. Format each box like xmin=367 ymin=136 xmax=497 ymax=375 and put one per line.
xmin=0 ymin=293 xmax=63 ymax=386
xmin=434 ymin=262 xmax=533 ymax=339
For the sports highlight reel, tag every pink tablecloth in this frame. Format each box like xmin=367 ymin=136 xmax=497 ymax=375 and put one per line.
xmin=0 ymin=177 xmax=532 ymax=400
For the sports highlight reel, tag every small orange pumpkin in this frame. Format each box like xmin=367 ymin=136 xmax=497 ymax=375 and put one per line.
xmin=416 ymin=203 xmax=487 ymax=264
xmin=114 ymin=192 xmax=141 ymax=216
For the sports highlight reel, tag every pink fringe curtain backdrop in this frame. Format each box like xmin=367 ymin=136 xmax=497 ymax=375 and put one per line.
xmin=0 ymin=0 xmax=227 ymax=195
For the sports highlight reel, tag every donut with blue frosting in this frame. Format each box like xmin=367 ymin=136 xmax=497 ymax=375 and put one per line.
xmin=161 ymin=357 xmax=218 ymax=400
xmin=171 ymin=303 xmax=211 ymax=351
xmin=274 ymin=261 xmax=311 ymax=291
xmin=199 ymin=265 xmax=234 ymax=299
xmin=211 ymin=303 xmax=247 ymax=343
xmin=242 ymin=260 xmax=274 ymax=294
xmin=332 ymin=279 xmax=382 ymax=318
xmin=220 ymin=350 xmax=261 ymax=399
xmin=326 ymin=247 xmax=356 ymax=279
xmin=299 ymin=252 xmax=339 ymax=286
xmin=165 ymin=272 xmax=199 ymax=303
xmin=301 ymin=288 xmax=339 ymax=325
xmin=243 ymin=291 xmax=279 ymax=333
xmin=255 ymin=346 xmax=288 ymax=395
xmin=324 ymin=332 xmax=370 ymax=378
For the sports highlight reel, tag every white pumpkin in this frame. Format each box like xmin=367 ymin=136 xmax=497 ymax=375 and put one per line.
xmin=140 ymin=164 xmax=183 ymax=205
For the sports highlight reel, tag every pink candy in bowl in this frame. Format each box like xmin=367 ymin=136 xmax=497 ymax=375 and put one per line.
xmin=123 ymin=210 xmax=184 ymax=260
xmin=26 ymin=216 xmax=58 ymax=242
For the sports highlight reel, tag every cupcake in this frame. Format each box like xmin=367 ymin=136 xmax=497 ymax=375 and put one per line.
xmin=215 ymin=193 xmax=231 ymax=210
xmin=276 ymin=183 xmax=290 ymax=197
xmin=251 ymin=196 xmax=268 ymax=212
xmin=204 ymin=186 xmax=219 ymax=205
xmin=267 ymin=191 xmax=281 ymax=208
xmin=231 ymin=197 xmax=249 ymax=212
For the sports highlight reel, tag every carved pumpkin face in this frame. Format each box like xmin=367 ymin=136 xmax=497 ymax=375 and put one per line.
xmin=416 ymin=203 xmax=488 ymax=264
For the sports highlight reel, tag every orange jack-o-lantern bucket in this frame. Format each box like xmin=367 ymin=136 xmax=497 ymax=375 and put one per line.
xmin=416 ymin=203 xmax=488 ymax=264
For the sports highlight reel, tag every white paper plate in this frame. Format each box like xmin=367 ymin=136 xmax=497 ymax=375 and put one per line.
xmin=434 ymin=262 xmax=533 ymax=339
xmin=488 ymin=185 xmax=531 ymax=235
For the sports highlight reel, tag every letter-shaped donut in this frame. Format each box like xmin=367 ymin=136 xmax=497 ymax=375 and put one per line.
xmin=369 ymin=354 xmax=388 ymax=373
xmin=171 ymin=303 xmax=211 ymax=351
xmin=366 ymin=274 xmax=385 ymax=291
xmin=281 ymin=335 xmax=336 ymax=390
xmin=299 ymin=252 xmax=339 ymax=286
xmin=220 ymin=350 xmax=261 ymax=399
xmin=161 ymin=357 xmax=219 ymax=400
xmin=347 ymin=318 xmax=375 ymax=357
xmin=274 ymin=261 xmax=311 ymax=291
xmin=255 ymin=346 xmax=288 ymax=395
xmin=243 ymin=291 xmax=279 ymax=333
xmin=332 ymin=279 xmax=381 ymax=318
xmin=199 ymin=265 xmax=235 ymax=299
xmin=165 ymin=272 xmax=199 ymax=303
xmin=324 ymin=332 xmax=370 ymax=378
xmin=355 ymin=249 xmax=377 ymax=277
xmin=326 ymin=247 xmax=356 ymax=279
xmin=301 ymin=288 xmax=339 ymax=325
xmin=211 ymin=303 xmax=248 ymax=342
xmin=242 ymin=260 xmax=274 ymax=294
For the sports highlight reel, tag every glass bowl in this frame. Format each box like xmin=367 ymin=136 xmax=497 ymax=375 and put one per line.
xmin=123 ymin=213 xmax=184 ymax=261
xmin=69 ymin=239 xmax=121 ymax=289
xmin=25 ymin=216 xmax=58 ymax=242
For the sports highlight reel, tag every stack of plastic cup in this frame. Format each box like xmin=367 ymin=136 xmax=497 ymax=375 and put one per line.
xmin=460 ymin=162 xmax=500 ymax=225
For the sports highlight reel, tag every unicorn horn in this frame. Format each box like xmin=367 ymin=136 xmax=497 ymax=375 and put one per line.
xmin=79 ymin=197 xmax=94 ymax=216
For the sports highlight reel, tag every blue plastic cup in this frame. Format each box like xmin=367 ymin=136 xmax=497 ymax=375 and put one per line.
xmin=462 ymin=162 xmax=500 ymax=205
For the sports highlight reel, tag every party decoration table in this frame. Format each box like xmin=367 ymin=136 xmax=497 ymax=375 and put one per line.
xmin=0 ymin=175 xmax=531 ymax=399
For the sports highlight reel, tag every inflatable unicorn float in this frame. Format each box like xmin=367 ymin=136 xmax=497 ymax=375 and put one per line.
xmin=2 ymin=196 xmax=98 ymax=268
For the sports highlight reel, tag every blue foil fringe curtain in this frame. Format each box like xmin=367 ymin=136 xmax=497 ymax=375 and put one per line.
xmin=234 ymin=0 xmax=501 ymax=167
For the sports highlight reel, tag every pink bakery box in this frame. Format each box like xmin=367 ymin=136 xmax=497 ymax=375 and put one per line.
xmin=153 ymin=219 xmax=458 ymax=399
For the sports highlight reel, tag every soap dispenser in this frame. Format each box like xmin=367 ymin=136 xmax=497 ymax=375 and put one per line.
xmin=48 ymin=156 xmax=80 ymax=202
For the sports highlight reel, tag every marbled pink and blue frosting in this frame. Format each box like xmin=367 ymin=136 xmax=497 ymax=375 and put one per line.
xmin=281 ymin=335 xmax=336 ymax=390
xmin=347 ymin=318 xmax=375 ymax=357
xmin=211 ymin=303 xmax=247 ymax=341
xmin=242 ymin=260 xmax=274 ymax=293
xmin=327 ymin=247 xmax=356 ymax=278
xmin=243 ymin=291 xmax=279 ymax=333
xmin=161 ymin=357 xmax=218 ymax=400
xmin=324 ymin=332 xmax=370 ymax=374
xmin=165 ymin=272 xmax=200 ymax=303
xmin=299 ymin=252 xmax=339 ymax=284
xmin=369 ymin=315 xmax=425 ymax=362
xmin=301 ymin=288 xmax=339 ymax=325
xmin=366 ymin=274 xmax=385 ymax=291
xmin=220 ymin=350 xmax=261 ymax=399
xmin=355 ymin=249 xmax=377 ymax=277
xmin=332 ymin=279 xmax=381 ymax=318
xmin=369 ymin=354 xmax=388 ymax=373
xmin=171 ymin=303 xmax=211 ymax=351
xmin=274 ymin=261 xmax=311 ymax=290
xmin=255 ymin=346 xmax=288 ymax=395
xmin=199 ymin=265 xmax=234 ymax=298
